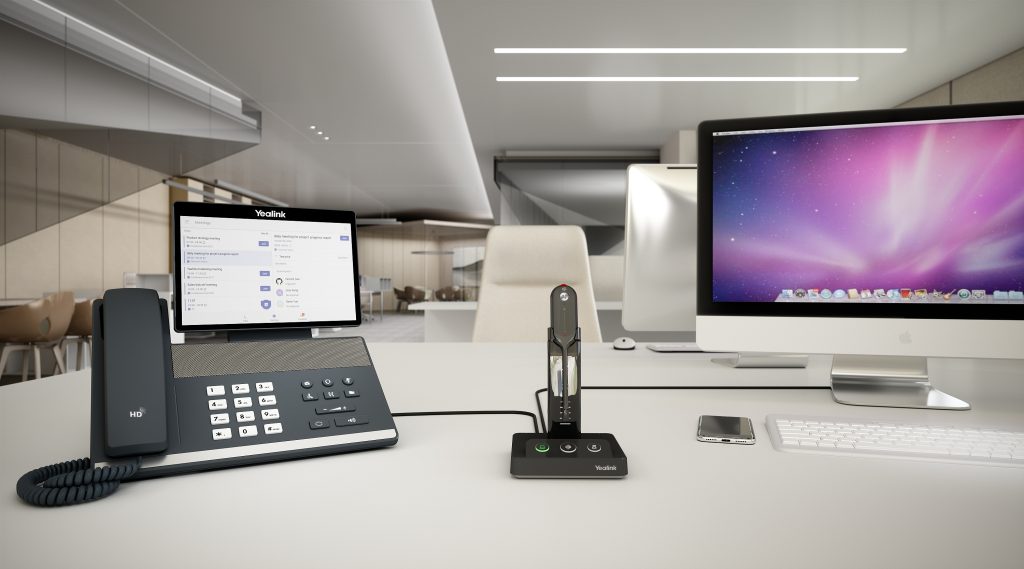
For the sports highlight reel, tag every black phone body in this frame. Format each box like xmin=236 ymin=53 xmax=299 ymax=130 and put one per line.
xmin=697 ymin=415 xmax=755 ymax=444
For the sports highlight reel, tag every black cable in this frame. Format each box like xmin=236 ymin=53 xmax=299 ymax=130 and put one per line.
xmin=393 ymin=410 xmax=540 ymax=434
xmin=533 ymin=385 xmax=831 ymax=432
xmin=16 ymin=458 xmax=140 ymax=507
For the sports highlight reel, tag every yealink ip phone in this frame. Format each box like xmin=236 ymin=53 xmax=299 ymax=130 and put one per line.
xmin=17 ymin=203 xmax=398 ymax=506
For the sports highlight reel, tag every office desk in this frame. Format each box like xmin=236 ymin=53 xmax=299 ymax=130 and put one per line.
xmin=407 ymin=301 xmax=629 ymax=342
xmin=2 ymin=344 xmax=1023 ymax=569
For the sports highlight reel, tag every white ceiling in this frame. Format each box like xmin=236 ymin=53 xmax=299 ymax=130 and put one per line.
xmin=43 ymin=0 xmax=492 ymax=220
xmin=41 ymin=0 xmax=1024 ymax=222
xmin=434 ymin=0 xmax=1024 ymax=213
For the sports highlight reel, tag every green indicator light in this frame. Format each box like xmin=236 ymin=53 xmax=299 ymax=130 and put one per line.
xmin=534 ymin=442 xmax=550 ymax=453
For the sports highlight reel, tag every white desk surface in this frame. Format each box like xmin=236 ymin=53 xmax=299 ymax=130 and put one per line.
xmin=408 ymin=301 xmax=622 ymax=310
xmin=2 ymin=343 xmax=1023 ymax=569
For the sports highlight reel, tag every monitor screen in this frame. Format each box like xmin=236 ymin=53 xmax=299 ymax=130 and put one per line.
xmin=173 ymin=202 xmax=361 ymax=331
xmin=700 ymin=102 xmax=1024 ymax=320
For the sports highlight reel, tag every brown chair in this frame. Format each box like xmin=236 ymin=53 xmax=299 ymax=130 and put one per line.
xmin=61 ymin=299 xmax=96 ymax=371
xmin=406 ymin=286 xmax=427 ymax=304
xmin=394 ymin=287 xmax=411 ymax=312
xmin=435 ymin=286 xmax=464 ymax=301
xmin=0 ymin=291 xmax=75 ymax=381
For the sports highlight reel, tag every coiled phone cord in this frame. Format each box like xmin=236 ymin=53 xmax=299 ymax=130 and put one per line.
xmin=16 ymin=458 xmax=139 ymax=507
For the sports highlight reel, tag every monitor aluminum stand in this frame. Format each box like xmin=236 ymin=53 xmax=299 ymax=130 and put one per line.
xmin=830 ymin=355 xmax=970 ymax=410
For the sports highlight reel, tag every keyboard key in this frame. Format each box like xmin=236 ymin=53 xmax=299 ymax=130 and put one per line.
xmin=302 ymin=392 xmax=319 ymax=402
xmin=335 ymin=416 xmax=368 ymax=427
xmin=212 ymin=428 xmax=232 ymax=440
xmin=258 ymin=395 xmax=277 ymax=406
xmin=315 ymin=404 xmax=356 ymax=415
xmin=261 ymin=408 xmax=280 ymax=420
xmin=344 ymin=389 xmax=359 ymax=398
xmin=239 ymin=425 xmax=258 ymax=438
xmin=236 ymin=411 xmax=255 ymax=423
xmin=234 ymin=397 xmax=253 ymax=408
xmin=207 ymin=385 xmax=226 ymax=397
xmin=309 ymin=419 xmax=331 ymax=430
xmin=232 ymin=384 xmax=250 ymax=395
xmin=256 ymin=382 xmax=274 ymax=393
xmin=209 ymin=399 xmax=228 ymax=411
xmin=264 ymin=423 xmax=283 ymax=435
xmin=210 ymin=413 xmax=229 ymax=425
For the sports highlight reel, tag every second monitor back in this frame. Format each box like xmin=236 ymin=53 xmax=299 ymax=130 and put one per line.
xmin=622 ymin=164 xmax=698 ymax=334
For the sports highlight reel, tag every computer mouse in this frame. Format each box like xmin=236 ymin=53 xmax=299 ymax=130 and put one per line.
xmin=612 ymin=337 xmax=637 ymax=351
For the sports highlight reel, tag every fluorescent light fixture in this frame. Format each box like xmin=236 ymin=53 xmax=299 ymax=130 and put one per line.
xmin=496 ymin=76 xmax=859 ymax=82
xmin=23 ymin=0 xmax=242 ymax=102
xmin=494 ymin=47 xmax=906 ymax=54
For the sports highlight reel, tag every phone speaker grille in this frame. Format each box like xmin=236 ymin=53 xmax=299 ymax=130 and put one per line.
xmin=171 ymin=337 xmax=371 ymax=378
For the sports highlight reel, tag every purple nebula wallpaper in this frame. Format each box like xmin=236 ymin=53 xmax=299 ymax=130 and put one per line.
xmin=711 ymin=117 xmax=1024 ymax=302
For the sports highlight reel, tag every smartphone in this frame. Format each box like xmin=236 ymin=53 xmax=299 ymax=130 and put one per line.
xmin=696 ymin=415 xmax=755 ymax=444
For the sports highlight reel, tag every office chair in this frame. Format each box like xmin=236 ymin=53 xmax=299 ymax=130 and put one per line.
xmin=472 ymin=225 xmax=602 ymax=342
xmin=0 ymin=291 xmax=74 ymax=381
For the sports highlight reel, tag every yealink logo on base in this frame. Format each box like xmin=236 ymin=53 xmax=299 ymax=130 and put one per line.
xmin=594 ymin=465 xmax=617 ymax=471
xmin=129 ymin=407 xmax=146 ymax=418
xmin=255 ymin=209 xmax=285 ymax=218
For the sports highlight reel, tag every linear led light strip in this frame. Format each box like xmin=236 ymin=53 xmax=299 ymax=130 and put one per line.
xmin=28 ymin=0 xmax=242 ymax=103
xmin=494 ymin=47 xmax=906 ymax=54
xmin=496 ymin=76 xmax=859 ymax=82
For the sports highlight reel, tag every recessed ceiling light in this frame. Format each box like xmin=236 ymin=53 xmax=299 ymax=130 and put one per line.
xmin=317 ymin=131 xmax=323 ymax=135
xmin=309 ymin=125 xmax=316 ymax=129
xmin=496 ymin=76 xmax=859 ymax=82
xmin=494 ymin=47 xmax=906 ymax=54
xmin=324 ymin=136 xmax=330 ymax=141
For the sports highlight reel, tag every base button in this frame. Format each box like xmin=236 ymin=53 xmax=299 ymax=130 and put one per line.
xmin=534 ymin=442 xmax=550 ymax=453
xmin=586 ymin=442 xmax=603 ymax=453
xmin=559 ymin=442 xmax=577 ymax=454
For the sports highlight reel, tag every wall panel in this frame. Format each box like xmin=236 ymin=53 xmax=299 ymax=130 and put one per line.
xmin=36 ymin=136 xmax=60 ymax=230
xmin=59 ymin=144 xmax=104 ymax=221
xmin=103 ymin=193 xmax=140 ymax=290
xmin=138 ymin=183 xmax=170 ymax=273
xmin=58 ymin=207 xmax=103 ymax=294
xmin=4 ymin=130 xmax=37 ymax=243
xmin=6 ymin=224 xmax=58 ymax=298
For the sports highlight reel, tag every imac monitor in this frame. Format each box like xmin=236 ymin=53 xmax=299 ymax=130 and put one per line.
xmin=622 ymin=164 xmax=698 ymax=335
xmin=173 ymin=202 xmax=362 ymax=333
xmin=696 ymin=101 xmax=1024 ymax=409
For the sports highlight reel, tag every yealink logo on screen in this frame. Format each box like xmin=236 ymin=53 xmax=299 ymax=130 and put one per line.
xmin=255 ymin=210 xmax=285 ymax=218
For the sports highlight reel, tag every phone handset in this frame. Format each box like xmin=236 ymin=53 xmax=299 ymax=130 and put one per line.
xmin=16 ymin=288 xmax=171 ymax=507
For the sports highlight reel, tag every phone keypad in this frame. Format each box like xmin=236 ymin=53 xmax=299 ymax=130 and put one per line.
xmin=205 ymin=376 xmax=369 ymax=442
xmin=207 ymin=383 xmax=283 ymax=441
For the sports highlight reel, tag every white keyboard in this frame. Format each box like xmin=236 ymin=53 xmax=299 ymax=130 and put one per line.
xmin=766 ymin=415 xmax=1024 ymax=467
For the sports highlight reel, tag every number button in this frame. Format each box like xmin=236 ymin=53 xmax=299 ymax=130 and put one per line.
xmin=264 ymin=423 xmax=283 ymax=435
xmin=236 ymin=411 xmax=255 ymax=423
xmin=209 ymin=399 xmax=228 ymax=411
xmin=210 ymin=413 xmax=229 ymax=425
xmin=212 ymin=428 xmax=232 ymax=440
xmin=234 ymin=397 xmax=253 ymax=408
xmin=231 ymin=384 xmax=250 ymax=395
xmin=238 ymin=425 xmax=258 ymax=438
xmin=207 ymin=385 xmax=226 ymax=397
xmin=258 ymin=395 xmax=277 ymax=406
xmin=256 ymin=382 xmax=274 ymax=393
xmin=261 ymin=409 xmax=280 ymax=420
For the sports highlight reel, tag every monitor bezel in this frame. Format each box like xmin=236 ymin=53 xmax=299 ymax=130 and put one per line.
xmin=172 ymin=201 xmax=363 ymax=332
xmin=696 ymin=100 xmax=1024 ymax=321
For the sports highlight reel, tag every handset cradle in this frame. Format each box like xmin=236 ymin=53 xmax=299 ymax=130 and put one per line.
xmin=510 ymin=285 xmax=627 ymax=479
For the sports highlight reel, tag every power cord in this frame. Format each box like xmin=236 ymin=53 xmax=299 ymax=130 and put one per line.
xmin=534 ymin=385 xmax=830 ymax=433
xmin=393 ymin=410 xmax=540 ymax=434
